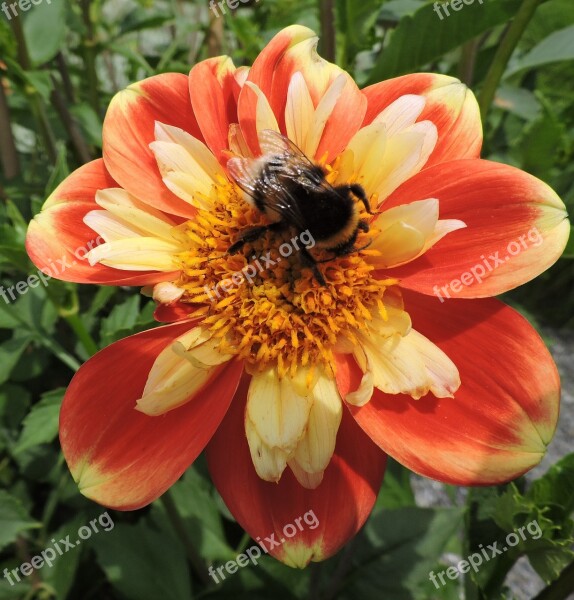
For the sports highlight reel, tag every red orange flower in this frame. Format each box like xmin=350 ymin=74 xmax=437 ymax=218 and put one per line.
xmin=26 ymin=25 xmax=569 ymax=567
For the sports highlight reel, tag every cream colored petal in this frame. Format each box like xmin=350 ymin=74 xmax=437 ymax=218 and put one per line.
xmin=246 ymin=417 xmax=289 ymax=482
xmin=421 ymin=219 xmax=467 ymax=253
xmin=344 ymin=351 xmax=374 ymax=407
xmin=228 ymin=123 xmax=253 ymax=158
xmin=292 ymin=372 xmax=342 ymax=476
xmin=405 ymin=330 xmax=461 ymax=398
xmin=86 ymin=237 xmax=181 ymax=271
xmin=368 ymin=201 xmax=466 ymax=268
xmin=305 ymin=73 xmax=348 ymax=158
xmin=370 ymin=221 xmax=426 ymax=269
xmin=152 ymin=282 xmax=185 ymax=304
xmin=94 ymin=188 xmax=174 ymax=222
xmin=245 ymin=82 xmax=280 ymax=139
xmin=372 ymin=94 xmax=426 ymax=136
xmin=135 ymin=328 xmax=231 ymax=416
xmin=94 ymin=190 xmax=177 ymax=241
xmin=372 ymin=121 xmax=438 ymax=203
xmin=84 ymin=210 xmax=143 ymax=243
xmin=150 ymin=141 xmax=216 ymax=198
xmin=288 ymin=459 xmax=324 ymax=489
xmin=246 ymin=367 xmax=314 ymax=453
xmin=341 ymin=122 xmax=387 ymax=193
xmin=285 ymin=72 xmax=315 ymax=153
xmin=356 ymin=323 xmax=460 ymax=400
xmin=375 ymin=199 xmax=439 ymax=239
xmin=154 ymin=122 xmax=224 ymax=178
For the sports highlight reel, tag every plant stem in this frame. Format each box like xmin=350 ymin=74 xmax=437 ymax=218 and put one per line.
xmin=9 ymin=15 xmax=58 ymax=163
xmin=533 ymin=561 xmax=574 ymax=600
xmin=478 ymin=0 xmax=543 ymax=119
xmin=0 ymin=74 xmax=20 ymax=179
xmin=161 ymin=490 xmax=212 ymax=586
xmin=319 ymin=0 xmax=336 ymax=63
xmin=80 ymin=0 xmax=100 ymax=116
xmin=50 ymin=75 xmax=93 ymax=164
xmin=64 ymin=312 xmax=99 ymax=357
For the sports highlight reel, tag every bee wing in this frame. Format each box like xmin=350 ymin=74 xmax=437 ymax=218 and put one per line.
xmin=259 ymin=129 xmax=339 ymax=195
xmin=259 ymin=130 xmax=312 ymax=163
xmin=227 ymin=156 xmax=264 ymax=198
xmin=227 ymin=154 xmax=307 ymax=230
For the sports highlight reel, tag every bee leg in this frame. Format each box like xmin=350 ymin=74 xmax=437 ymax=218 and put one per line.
xmin=300 ymin=246 xmax=327 ymax=286
xmin=358 ymin=219 xmax=370 ymax=233
xmin=348 ymin=183 xmax=372 ymax=214
xmin=228 ymin=222 xmax=286 ymax=255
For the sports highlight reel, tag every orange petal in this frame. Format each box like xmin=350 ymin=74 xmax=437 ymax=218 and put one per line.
xmin=380 ymin=159 xmax=570 ymax=298
xmin=337 ymin=291 xmax=560 ymax=485
xmin=189 ymin=57 xmax=242 ymax=164
xmin=238 ymin=25 xmax=366 ymax=160
xmin=206 ymin=376 xmax=386 ymax=567
xmin=25 ymin=160 xmax=177 ymax=286
xmin=60 ymin=322 xmax=243 ymax=509
xmin=363 ymin=73 xmax=482 ymax=166
xmin=102 ymin=73 xmax=201 ymax=218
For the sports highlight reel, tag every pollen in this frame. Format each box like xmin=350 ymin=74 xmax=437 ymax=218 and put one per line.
xmin=172 ymin=180 xmax=397 ymax=379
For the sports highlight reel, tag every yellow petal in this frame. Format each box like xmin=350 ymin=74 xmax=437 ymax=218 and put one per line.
xmin=290 ymin=371 xmax=342 ymax=486
xmin=135 ymin=328 xmax=231 ymax=416
xmin=372 ymin=94 xmax=426 ymax=136
xmin=86 ymin=237 xmax=182 ymax=271
xmin=285 ymin=72 xmax=315 ymax=153
xmin=246 ymin=367 xmax=314 ymax=454
xmin=355 ymin=320 xmax=460 ymax=400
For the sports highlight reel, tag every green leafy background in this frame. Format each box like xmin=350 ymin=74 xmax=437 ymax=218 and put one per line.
xmin=0 ymin=0 xmax=573 ymax=599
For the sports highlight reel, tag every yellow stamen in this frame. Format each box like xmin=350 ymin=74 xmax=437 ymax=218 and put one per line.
xmin=170 ymin=180 xmax=400 ymax=375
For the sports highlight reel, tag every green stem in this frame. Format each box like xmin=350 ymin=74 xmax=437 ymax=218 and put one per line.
xmin=9 ymin=14 xmax=58 ymax=163
xmin=478 ymin=0 xmax=543 ymax=119
xmin=319 ymin=0 xmax=336 ymax=63
xmin=80 ymin=0 xmax=100 ymax=115
xmin=64 ymin=312 xmax=99 ymax=357
xmin=533 ymin=561 xmax=574 ymax=600
xmin=160 ymin=490 xmax=212 ymax=586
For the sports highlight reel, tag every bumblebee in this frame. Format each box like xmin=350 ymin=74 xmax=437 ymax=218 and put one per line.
xmin=227 ymin=130 xmax=372 ymax=285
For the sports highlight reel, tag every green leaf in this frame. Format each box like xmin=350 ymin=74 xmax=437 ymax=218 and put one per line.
xmin=505 ymin=25 xmax=574 ymax=77
xmin=12 ymin=389 xmax=64 ymax=456
xmin=0 ymin=490 xmax=40 ymax=551
xmin=336 ymin=0 xmax=382 ymax=64
xmin=69 ymin=104 xmax=103 ymax=148
xmin=338 ymin=507 xmax=465 ymax=599
xmin=374 ymin=458 xmax=416 ymax=511
xmin=22 ymin=0 xmax=67 ymax=66
xmin=367 ymin=0 xmax=522 ymax=82
xmin=92 ymin=522 xmax=192 ymax=600
xmin=562 ymin=227 xmax=574 ymax=258
xmin=42 ymin=516 xmax=86 ymax=600
xmin=151 ymin=468 xmax=234 ymax=562
xmin=0 ymin=336 xmax=32 ymax=386
xmin=529 ymin=453 xmax=574 ymax=517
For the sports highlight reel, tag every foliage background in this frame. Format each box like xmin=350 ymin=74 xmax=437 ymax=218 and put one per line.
xmin=0 ymin=0 xmax=573 ymax=598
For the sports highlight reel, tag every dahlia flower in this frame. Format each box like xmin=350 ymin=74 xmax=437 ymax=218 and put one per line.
xmin=26 ymin=25 xmax=569 ymax=567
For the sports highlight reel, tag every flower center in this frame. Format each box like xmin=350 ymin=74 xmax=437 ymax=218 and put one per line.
xmin=173 ymin=178 xmax=397 ymax=378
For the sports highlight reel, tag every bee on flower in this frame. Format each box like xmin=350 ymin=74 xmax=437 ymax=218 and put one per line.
xmin=26 ymin=25 xmax=570 ymax=567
